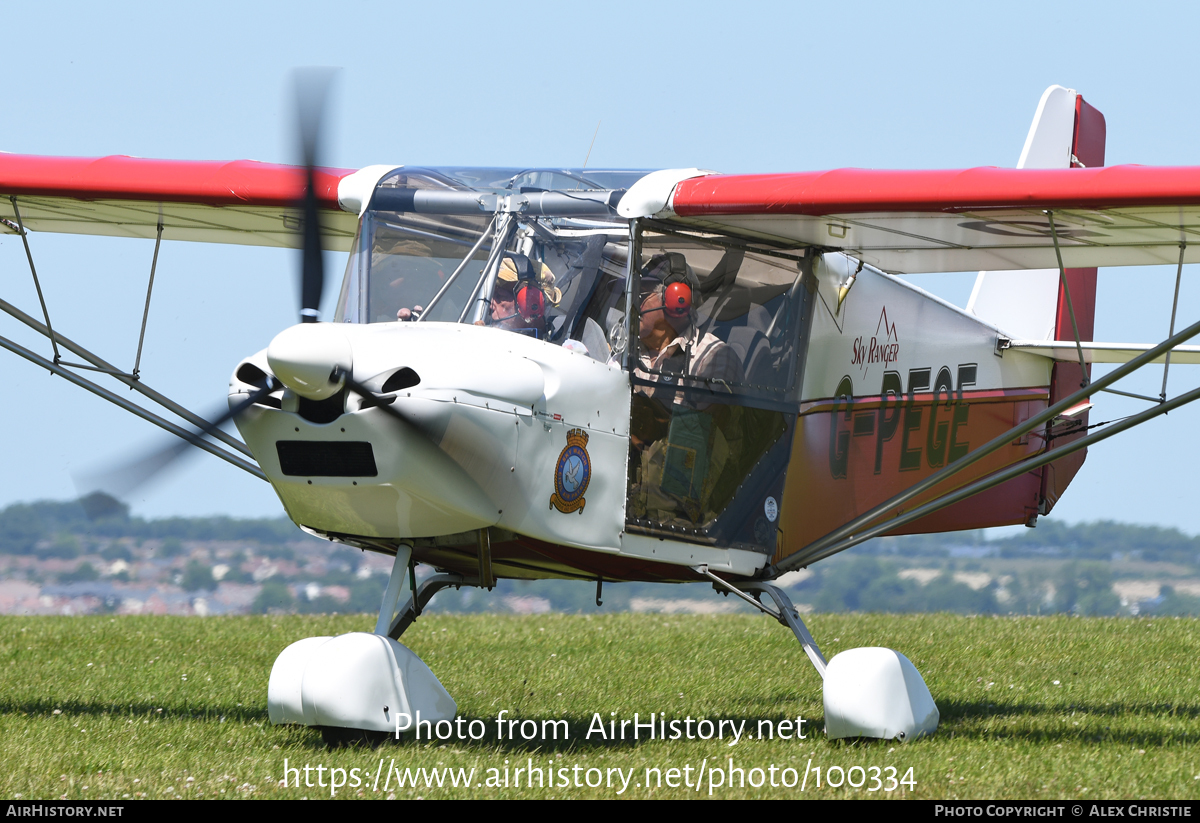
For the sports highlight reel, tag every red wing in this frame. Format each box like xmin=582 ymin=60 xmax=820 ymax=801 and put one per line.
xmin=662 ymin=166 xmax=1200 ymax=273
xmin=0 ymin=154 xmax=360 ymax=250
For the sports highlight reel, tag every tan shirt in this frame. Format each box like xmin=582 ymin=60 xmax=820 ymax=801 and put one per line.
xmin=636 ymin=325 xmax=745 ymax=405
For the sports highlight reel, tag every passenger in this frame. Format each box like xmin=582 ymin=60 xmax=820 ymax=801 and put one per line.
xmin=628 ymin=253 xmax=748 ymax=525
xmin=635 ymin=253 xmax=743 ymax=395
xmin=478 ymin=254 xmax=561 ymax=338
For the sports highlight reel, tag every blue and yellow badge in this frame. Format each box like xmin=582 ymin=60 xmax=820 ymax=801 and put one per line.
xmin=550 ymin=428 xmax=591 ymax=514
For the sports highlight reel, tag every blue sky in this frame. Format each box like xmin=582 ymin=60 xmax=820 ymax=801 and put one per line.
xmin=3 ymin=1 xmax=1200 ymax=534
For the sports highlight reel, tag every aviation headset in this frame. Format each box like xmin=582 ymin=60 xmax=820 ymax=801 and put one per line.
xmin=495 ymin=254 xmax=549 ymax=324
xmin=641 ymin=252 xmax=696 ymax=319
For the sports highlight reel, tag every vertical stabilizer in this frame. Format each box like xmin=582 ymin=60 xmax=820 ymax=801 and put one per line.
xmin=967 ymin=86 xmax=1078 ymax=340
xmin=967 ymin=87 xmax=1106 ymax=522
xmin=1017 ymin=85 xmax=1080 ymax=169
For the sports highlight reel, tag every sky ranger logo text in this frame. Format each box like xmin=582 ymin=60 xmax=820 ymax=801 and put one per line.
xmin=851 ymin=307 xmax=900 ymax=377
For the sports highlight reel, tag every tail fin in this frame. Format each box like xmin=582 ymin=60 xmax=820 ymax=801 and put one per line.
xmin=968 ymin=85 xmax=1107 ymax=521
xmin=967 ymin=86 xmax=1106 ymax=340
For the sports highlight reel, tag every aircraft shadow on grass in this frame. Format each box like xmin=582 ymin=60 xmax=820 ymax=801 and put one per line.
xmin=1 ymin=698 xmax=267 ymax=725
xmin=932 ymin=699 xmax=1200 ymax=746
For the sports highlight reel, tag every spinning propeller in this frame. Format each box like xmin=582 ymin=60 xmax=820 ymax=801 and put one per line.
xmin=295 ymin=66 xmax=333 ymax=326
xmin=78 ymin=69 xmax=405 ymax=502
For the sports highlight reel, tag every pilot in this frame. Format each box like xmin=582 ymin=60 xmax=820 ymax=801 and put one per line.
xmin=479 ymin=253 xmax=562 ymax=338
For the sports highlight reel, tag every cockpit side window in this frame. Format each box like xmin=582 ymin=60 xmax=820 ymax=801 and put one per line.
xmin=631 ymin=233 xmax=810 ymax=403
xmin=624 ymin=226 xmax=814 ymax=553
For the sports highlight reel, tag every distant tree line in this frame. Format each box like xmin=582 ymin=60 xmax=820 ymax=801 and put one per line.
xmin=786 ymin=555 xmax=1122 ymax=615
xmin=4 ymin=495 xmax=1200 ymax=616
xmin=0 ymin=493 xmax=312 ymax=556
xmin=865 ymin=520 xmax=1200 ymax=567
xmin=4 ymin=494 xmax=1199 ymax=564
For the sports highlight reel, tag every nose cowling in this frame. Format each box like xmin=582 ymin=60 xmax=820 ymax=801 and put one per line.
xmin=267 ymin=323 xmax=353 ymax=401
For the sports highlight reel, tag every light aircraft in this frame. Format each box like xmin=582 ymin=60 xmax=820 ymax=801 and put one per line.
xmin=3 ymin=83 xmax=1200 ymax=743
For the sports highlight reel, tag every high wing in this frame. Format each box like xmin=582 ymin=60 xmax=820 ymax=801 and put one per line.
xmin=11 ymin=154 xmax=1200 ymax=273
xmin=0 ymin=154 xmax=370 ymax=250
xmin=621 ymin=165 xmax=1200 ymax=273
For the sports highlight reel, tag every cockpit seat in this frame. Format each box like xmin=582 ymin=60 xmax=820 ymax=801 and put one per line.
xmin=726 ymin=326 xmax=774 ymax=388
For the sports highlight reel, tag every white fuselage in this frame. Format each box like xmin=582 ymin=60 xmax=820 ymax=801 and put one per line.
xmin=232 ymin=321 xmax=769 ymax=578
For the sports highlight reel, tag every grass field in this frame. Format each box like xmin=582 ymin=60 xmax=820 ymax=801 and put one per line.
xmin=2 ymin=612 xmax=1199 ymax=799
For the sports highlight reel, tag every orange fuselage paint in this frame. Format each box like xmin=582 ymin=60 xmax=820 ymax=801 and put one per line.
xmin=775 ymin=387 xmax=1049 ymax=563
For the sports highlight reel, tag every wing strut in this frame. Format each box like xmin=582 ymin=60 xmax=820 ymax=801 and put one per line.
xmin=1161 ymin=241 xmax=1187 ymax=401
xmin=0 ymin=296 xmax=252 ymax=458
xmin=0 ymin=332 xmax=263 ymax=479
xmin=11 ymin=199 xmax=171 ymax=383
xmin=132 ymin=215 xmax=163 ymax=378
xmin=771 ymin=314 xmax=1200 ymax=576
xmin=1100 ymin=384 xmax=1164 ymax=404
xmin=9 ymin=197 xmax=61 ymax=364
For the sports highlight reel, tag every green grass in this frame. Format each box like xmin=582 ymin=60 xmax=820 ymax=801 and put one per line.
xmin=2 ymin=613 xmax=1199 ymax=799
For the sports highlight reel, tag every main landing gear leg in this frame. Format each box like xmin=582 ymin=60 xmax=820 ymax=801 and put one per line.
xmin=740 ymin=582 xmax=827 ymax=677
xmin=697 ymin=566 xmax=939 ymax=741
xmin=266 ymin=543 xmax=457 ymax=747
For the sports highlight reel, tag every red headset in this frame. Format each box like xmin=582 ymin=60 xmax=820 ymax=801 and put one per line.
xmin=664 ymin=280 xmax=692 ymax=317
xmin=643 ymin=253 xmax=694 ymax=318
xmin=494 ymin=254 xmax=546 ymax=325
xmin=515 ymin=282 xmax=545 ymax=323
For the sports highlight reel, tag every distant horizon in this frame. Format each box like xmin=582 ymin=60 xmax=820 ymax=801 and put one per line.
xmin=3 ymin=500 xmax=1196 ymax=618
xmin=2 ymin=491 xmax=1198 ymax=541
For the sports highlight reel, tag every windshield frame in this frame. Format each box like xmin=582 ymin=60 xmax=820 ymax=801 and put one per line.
xmin=335 ymin=168 xmax=636 ymax=352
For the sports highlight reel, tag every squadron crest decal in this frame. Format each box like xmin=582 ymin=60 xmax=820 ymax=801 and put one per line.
xmin=550 ymin=428 xmax=591 ymax=514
